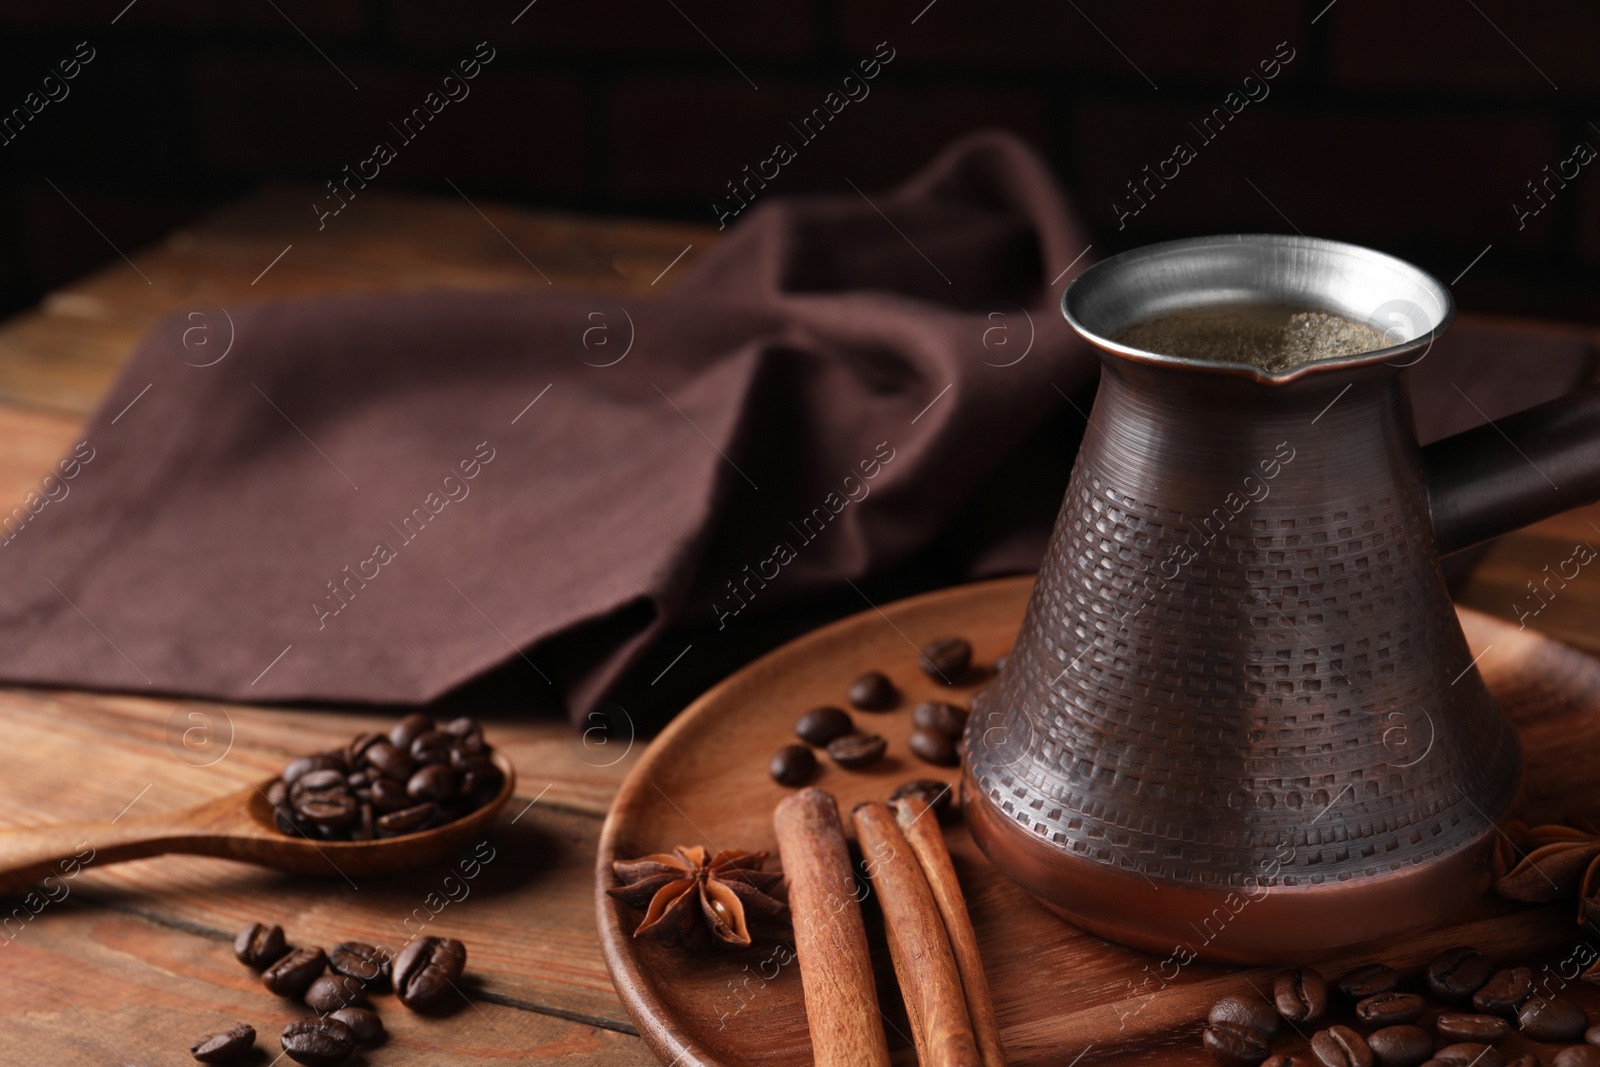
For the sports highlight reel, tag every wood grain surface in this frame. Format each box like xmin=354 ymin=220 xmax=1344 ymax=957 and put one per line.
xmin=598 ymin=576 xmax=1600 ymax=1067
xmin=0 ymin=185 xmax=1597 ymax=1064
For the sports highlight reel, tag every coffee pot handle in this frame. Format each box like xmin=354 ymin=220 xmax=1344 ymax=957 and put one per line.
xmin=1422 ymin=381 xmax=1600 ymax=555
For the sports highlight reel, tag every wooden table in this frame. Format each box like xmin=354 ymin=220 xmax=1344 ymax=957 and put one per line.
xmin=0 ymin=186 xmax=1595 ymax=1065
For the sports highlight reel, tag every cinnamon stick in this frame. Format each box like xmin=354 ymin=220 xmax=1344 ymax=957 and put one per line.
xmin=894 ymin=794 xmax=1008 ymax=1067
xmin=853 ymin=801 xmax=982 ymax=1067
xmin=772 ymin=788 xmax=892 ymax=1067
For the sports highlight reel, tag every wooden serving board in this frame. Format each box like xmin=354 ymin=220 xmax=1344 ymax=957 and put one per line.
xmin=596 ymin=576 xmax=1600 ymax=1066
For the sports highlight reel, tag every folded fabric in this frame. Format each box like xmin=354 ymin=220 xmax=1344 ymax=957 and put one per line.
xmin=0 ymin=131 xmax=1589 ymax=723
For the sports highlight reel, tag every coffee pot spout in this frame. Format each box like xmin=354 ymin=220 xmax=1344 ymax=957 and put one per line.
xmin=1423 ymin=382 xmax=1600 ymax=555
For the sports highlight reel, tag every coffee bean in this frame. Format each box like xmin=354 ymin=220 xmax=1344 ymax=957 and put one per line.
xmin=1502 ymin=1056 xmax=1540 ymax=1067
xmin=190 ymin=1023 xmax=255 ymax=1063
xmin=1209 ymin=995 xmax=1282 ymax=1041
xmin=444 ymin=715 xmax=483 ymax=742
xmin=909 ymin=726 xmax=959 ymax=766
xmin=262 ymin=946 xmax=327 ymax=998
xmin=795 ymin=706 xmax=855 ymax=746
xmin=1358 ymin=993 xmax=1426 ymax=1028
xmin=362 ymin=740 xmax=414 ymax=781
xmin=847 ymin=671 xmax=897 ymax=711
xmin=1589 ymin=1022 xmax=1600 ymax=1045
xmin=1337 ymin=964 xmax=1400 ymax=1000
xmin=345 ymin=731 xmax=384 ymax=763
xmin=827 ymin=731 xmax=887 ymax=770
xmin=296 ymin=789 xmax=359 ymax=829
xmin=330 ymin=941 xmax=391 ymax=988
xmin=1311 ymin=1024 xmax=1374 ymax=1067
xmin=1427 ymin=947 xmax=1495 ymax=1002
xmin=233 ymin=922 xmax=288 ymax=969
xmin=409 ymin=729 xmax=455 ymax=766
xmin=351 ymin=803 xmax=375 ymax=842
xmin=462 ymin=763 xmax=505 ymax=801
xmin=1367 ymin=1025 xmax=1431 ymax=1067
xmin=1474 ymin=967 xmax=1534 ymax=1018
xmin=1432 ymin=1045 xmax=1504 ymax=1067
xmin=889 ymin=778 xmax=955 ymax=820
xmin=389 ymin=712 xmax=434 ymax=751
xmin=280 ymin=1016 xmax=356 ymax=1066
xmin=294 ymin=768 xmax=348 ymax=794
xmin=1520 ymin=997 xmax=1589 ymax=1042
xmin=369 ymin=776 xmax=409 ymax=813
xmin=1435 ymin=1014 xmax=1509 ymax=1045
xmin=376 ymin=802 xmax=439 ymax=836
xmin=393 ymin=936 xmax=467 ymax=1011
xmin=1276 ymin=967 xmax=1330 ymax=1025
xmin=918 ymin=636 xmax=972 ymax=683
xmin=284 ymin=753 xmax=343 ymax=787
xmin=266 ymin=779 xmax=291 ymax=815
xmin=328 ymin=1007 xmax=384 ymax=1046
xmin=912 ymin=701 xmax=969 ymax=739
xmin=407 ymin=763 xmax=457 ymax=803
xmin=1203 ymin=1021 xmax=1271 ymax=1066
xmin=1263 ymin=1058 xmax=1310 ymax=1067
xmin=1557 ymin=1050 xmax=1600 ymax=1067
xmin=770 ymin=744 xmax=818 ymax=787
xmin=305 ymin=973 xmax=368 ymax=1013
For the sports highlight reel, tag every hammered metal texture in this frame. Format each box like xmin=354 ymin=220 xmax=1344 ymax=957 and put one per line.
xmin=966 ymin=357 xmax=1522 ymax=891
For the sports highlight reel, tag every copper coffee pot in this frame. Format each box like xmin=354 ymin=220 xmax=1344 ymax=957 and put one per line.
xmin=962 ymin=234 xmax=1600 ymax=963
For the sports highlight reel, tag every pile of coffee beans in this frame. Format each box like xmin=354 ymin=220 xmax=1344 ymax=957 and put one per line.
xmin=767 ymin=634 xmax=987 ymax=787
xmin=1202 ymin=947 xmax=1599 ymax=1067
xmin=265 ymin=714 xmax=504 ymax=841
xmin=190 ymin=920 xmax=468 ymax=1063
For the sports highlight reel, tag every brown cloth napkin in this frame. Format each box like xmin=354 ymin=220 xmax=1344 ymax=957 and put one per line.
xmin=0 ymin=131 xmax=1591 ymax=723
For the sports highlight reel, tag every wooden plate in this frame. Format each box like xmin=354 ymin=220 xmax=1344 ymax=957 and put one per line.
xmin=597 ymin=576 xmax=1600 ymax=1066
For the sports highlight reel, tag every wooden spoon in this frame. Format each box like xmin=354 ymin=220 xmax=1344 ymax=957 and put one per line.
xmin=0 ymin=751 xmax=515 ymax=892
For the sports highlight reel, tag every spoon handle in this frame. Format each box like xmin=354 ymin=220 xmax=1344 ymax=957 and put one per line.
xmin=0 ymin=793 xmax=255 ymax=893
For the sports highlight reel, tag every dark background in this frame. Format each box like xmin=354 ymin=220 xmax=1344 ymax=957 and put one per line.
xmin=0 ymin=0 xmax=1596 ymax=325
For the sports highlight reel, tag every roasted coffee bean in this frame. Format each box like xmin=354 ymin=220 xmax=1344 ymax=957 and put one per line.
xmin=1589 ymin=1022 xmax=1600 ymax=1044
xmin=369 ymin=776 xmax=410 ymax=813
xmin=1367 ymin=1025 xmax=1431 ymax=1067
xmin=407 ymin=763 xmax=457 ymax=803
xmin=284 ymin=753 xmax=343 ymax=786
xmin=295 ymin=790 xmax=359 ymax=829
xmin=909 ymin=726 xmax=959 ymax=766
xmin=330 ymin=941 xmax=391 ymax=988
xmin=1276 ymin=967 xmax=1330 ymax=1025
xmin=328 ymin=1007 xmax=385 ymax=1046
xmin=294 ymin=768 xmax=348 ymax=794
xmin=1358 ymin=993 xmax=1427 ymax=1028
xmin=350 ymin=803 xmax=375 ymax=842
xmin=847 ymin=671 xmax=897 ymax=711
xmin=918 ymin=636 xmax=972 ymax=683
xmin=1520 ymin=997 xmax=1589 ymax=1042
xmin=376 ymin=802 xmax=439 ymax=836
xmin=1311 ymin=1024 xmax=1374 ymax=1067
xmin=262 ymin=946 xmax=327 ymax=998
xmin=266 ymin=779 xmax=291 ymax=815
xmin=826 ymin=731 xmax=887 ymax=769
xmin=280 ymin=1016 xmax=356 ymax=1066
xmin=393 ymin=936 xmax=467 ymax=1011
xmin=443 ymin=715 xmax=483 ymax=742
xmin=462 ymin=763 xmax=505 ymax=801
xmin=305 ymin=973 xmax=368 ymax=1013
xmin=1337 ymin=964 xmax=1400 ymax=1000
xmin=795 ymin=706 xmax=854 ymax=746
xmin=389 ymin=712 xmax=434 ymax=751
xmin=1435 ymin=1014 xmax=1509 ymax=1045
xmin=889 ymin=778 xmax=955 ymax=820
xmin=1203 ymin=1020 xmax=1271 ymax=1066
xmin=1474 ymin=967 xmax=1534 ymax=1018
xmin=912 ymin=701 xmax=969 ymax=739
xmin=1432 ymin=1045 xmax=1504 ymax=1067
xmin=362 ymin=740 xmax=414 ymax=781
xmin=409 ymin=730 xmax=455 ymax=766
xmin=1263 ymin=1058 xmax=1310 ymax=1067
xmin=1427 ymin=947 xmax=1495 ymax=1002
xmin=770 ymin=744 xmax=818 ymax=787
xmin=1209 ymin=995 xmax=1282 ymax=1041
xmin=190 ymin=1023 xmax=255 ymax=1063
xmin=345 ymin=731 xmax=384 ymax=764
xmin=1502 ymin=1056 xmax=1540 ymax=1067
xmin=1556 ymin=1049 xmax=1600 ymax=1067
xmin=233 ymin=922 xmax=288 ymax=969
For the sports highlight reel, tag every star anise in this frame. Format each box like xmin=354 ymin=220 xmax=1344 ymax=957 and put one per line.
xmin=1495 ymin=822 xmax=1600 ymax=906
xmin=608 ymin=845 xmax=787 ymax=949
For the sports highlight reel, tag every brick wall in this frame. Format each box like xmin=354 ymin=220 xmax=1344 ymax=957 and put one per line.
xmin=0 ymin=0 xmax=1596 ymax=324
